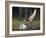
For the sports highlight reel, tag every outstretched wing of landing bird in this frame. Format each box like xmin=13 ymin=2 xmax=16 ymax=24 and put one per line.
xmin=28 ymin=9 xmax=36 ymax=22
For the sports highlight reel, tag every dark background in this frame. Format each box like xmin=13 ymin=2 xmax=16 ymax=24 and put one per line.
xmin=12 ymin=7 xmax=40 ymax=19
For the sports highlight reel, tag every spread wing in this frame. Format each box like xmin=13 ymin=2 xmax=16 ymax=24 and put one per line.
xmin=28 ymin=9 xmax=36 ymax=22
